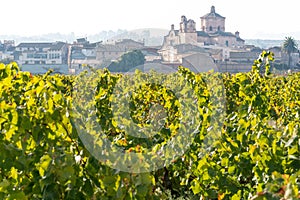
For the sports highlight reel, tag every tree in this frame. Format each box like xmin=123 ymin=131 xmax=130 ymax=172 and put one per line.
xmin=282 ymin=36 xmax=298 ymax=71
xmin=108 ymin=50 xmax=145 ymax=72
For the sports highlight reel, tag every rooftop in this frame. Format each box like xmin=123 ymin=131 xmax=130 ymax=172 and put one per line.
xmin=17 ymin=43 xmax=52 ymax=48
xmin=49 ymin=42 xmax=66 ymax=50
xmin=201 ymin=6 xmax=225 ymax=19
xmin=17 ymin=42 xmax=66 ymax=50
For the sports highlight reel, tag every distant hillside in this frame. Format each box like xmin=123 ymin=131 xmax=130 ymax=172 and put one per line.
xmin=0 ymin=31 xmax=128 ymax=45
xmin=0 ymin=33 xmax=77 ymax=45
xmin=2 ymin=30 xmax=300 ymax=49
xmin=245 ymin=39 xmax=300 ymax=49
xmin=0 ymin=28 xmax=168 ymax=46
xmin=107 ymin=28 xmax=169 ymax=46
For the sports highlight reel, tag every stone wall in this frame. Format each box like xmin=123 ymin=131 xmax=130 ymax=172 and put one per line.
xmin=201 ymin=17 xmax=225 ymax=33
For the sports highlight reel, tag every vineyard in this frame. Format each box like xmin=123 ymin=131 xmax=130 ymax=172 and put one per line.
xmin=0 ymin=51 xmax=299 ymax=199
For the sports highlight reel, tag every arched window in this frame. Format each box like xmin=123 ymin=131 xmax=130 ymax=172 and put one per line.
xmin=218 ymin=26 xmax=221 ymax=31
xmin=209 ymin=26 xmax=213 ymax=31
xmin=225 ymin=41 xmax=229 ymax=47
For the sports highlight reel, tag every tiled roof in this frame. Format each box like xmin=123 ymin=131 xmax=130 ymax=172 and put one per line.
xmin=17 ymin=42 xmax=66 ymax=50
xmin=17 ymin=43 xmax=52 ymax=48
xmin=201 ymin=12 xmax=224 ymax=19
xmin=49 ymin=42 xmax=66 ymax=50
xmin=209 ymin=31 xmax=235 ymax=37
xmin=97 ymin=44 xmax=125 ymax=52
xmin=76 ymin=38 xmax=88 ymax=44
xmin=197 ymin=31 xmax=209 ymax=37
xmin=115 ymin=39 xmax=144 ymax=46
xmin=71 ymin=50 xmax=86 ymax=59
xmin=174 ymin=44 xmax=206 ymax=53
xmin=230 ymin=51 xmax=260 ymax=59
xmin=83 ymin=42 xmax=100 ymax=49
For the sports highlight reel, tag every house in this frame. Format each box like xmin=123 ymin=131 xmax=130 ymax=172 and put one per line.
xmin=141 ymin=47 xmax=161 ymax=62
xmin=68 ymin=38 xmax=145 ymax=74
xmin=69 ymin=38 xmax=102 ymax=72
xmin=159 ymin=43 xmax=206 ymax=64
xmin=96 ymin=39 xmax=145 ymax=67
xmin=229 ymin=51 xmax=261 ymax=63
xmin=15 ymin=42 xmax=68 ymax=65
xmin=0 ymin=40 xmax=15 ymax=62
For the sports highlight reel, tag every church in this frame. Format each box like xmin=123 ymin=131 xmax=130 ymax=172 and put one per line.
xmin=161 ymin=6 xmax=245 ymax=48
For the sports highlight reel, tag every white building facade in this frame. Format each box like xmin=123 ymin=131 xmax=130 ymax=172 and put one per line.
xmin=15 ymin=42 xmax=68 ymax=65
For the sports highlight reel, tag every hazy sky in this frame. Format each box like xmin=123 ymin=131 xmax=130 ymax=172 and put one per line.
xmin=1 ymin=0 xmax=299 ymax=39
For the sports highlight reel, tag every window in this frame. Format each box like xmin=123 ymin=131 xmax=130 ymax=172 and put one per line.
xmin=27 ymin=54 xmax=34 ymax=58
xmin=225 ymin=41 xmax=229 ymax=47
xmin=50 ymin=53 xmax=60 ymax=59
xmin=218 ymin=26 xmax=221 ymax=31
xmin=209 ymin=26 xmax=213 ymax=31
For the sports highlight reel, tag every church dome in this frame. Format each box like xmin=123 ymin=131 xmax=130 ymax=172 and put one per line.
xmin=201 ymin=6 xmax=225 ymax=19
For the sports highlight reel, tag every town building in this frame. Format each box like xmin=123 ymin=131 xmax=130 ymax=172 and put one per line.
xmin=69 ymin=38 xmax=102 ymax=73
xmin=159 ymin=6 xmax=246 ymax=72
xmin=96 ymin=39 xmax=145 ymax=65
xmin=68 ymin=38 xmax=146 ymax=74
xmin=161 ymin=6 xmax=245 ymax=49
xmin=0 ymin=40 xmax=15 ymax=62
xmin=1 ymin=5 xmax=298 ymax=74
xmin=15 ymin=42 xmax=68 ymax=65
